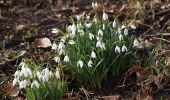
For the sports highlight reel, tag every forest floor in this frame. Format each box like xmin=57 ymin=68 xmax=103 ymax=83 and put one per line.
xmin=0 ymin=0 xmax=170 ymax=99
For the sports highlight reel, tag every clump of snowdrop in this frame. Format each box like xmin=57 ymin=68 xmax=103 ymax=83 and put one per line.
xmin=12 ymin=59 xmax=66 ymax=100
xmin=52 ymin=2 xmax=138 ymax=89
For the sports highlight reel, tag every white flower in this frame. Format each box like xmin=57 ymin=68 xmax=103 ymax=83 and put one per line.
xmin=49 ymin=71 xmax=53 ymax=78
xmin=77 ymin=23 xmax=83 ymax=29
xmin=19 ymin=61 xmax=26 ymax=68
xmin=89 ymin=33 xmax=94 ymax=40
xmin=88 ymin=60 xmax=93 ymax=67
xmin=55 ymin=69 xmax=60 ymax=79
xmin=59 ymin=49 xmax=65 ymax=55
xmin=98 ymin=30 xmax=103 ymax=36
xmin=71 ymin=23 xmax=76 ymax=36
xmin=119 ymin=34 xmax=123 ymax=41
xmin=68 ymin=40 xmax=75 ymax=45
xmin=51 ymin=43 xmax=58 ymax=50
xmin=96 ymin=40 xmax=106 ymax=50
xmin=133 ymin=39 xmax=139 ymax=47
xmin=86 ymin=23 xmax=92 ymax=28
xmin=76 ymin=15 xmax=81 ymax=20
xmin=41 ymin=68 xmax=50 ymax=82
xmin=92 ymin=2 xmax=98 ymax=9
xmin=25 ymin=67 xmax=32 ymax=78
xmin=91 ymin=51 xmax=96 ymax=59
xmin=112 ymin=20 xmax=116 ymax=28
xmin=124 ymin=29 xmax=128 ymax=35
xmin=122 ymin=45 xmax=128 ymax=52
xmin=14 ymin=70 xmax=21 ymax=78
xmin=58 ymin=42 xmax=65 ymax=51
xmin=68 ymin=25 xmax=72 ymax=32
xmin=52 ymin=28 xmax=59 ymax=34
xmin=77 ymin=60 xmax=83 ymax=68
xmin=118 ymin=28 xmax=121 ymax=34
xmin=121 ymin=25 xmax=126 ymax=29
xmin=31 ymin=80 xmax=39 ymax=88
xmin=12 ymin=78 xmax=20 ymax=86
xmin=78 ymin=29 xmax=85 ymax=36
xmin=64 ymin=55 xmax=69 ymax=62
xmin=115 ymin=46 xmax=121 ymax=53
xmin=102 ymin=24 xmax=105 ymax=30
xmin=102 ymin=12 xmax=108 ymax=20
xmin=54 ymin=56 xmax=60 ymax=63
xmin=19 ymin=80 xmax=27 ymax=89
xmin=20 ymin=66 xmax=32 ymax=78
xmin=130 ymin=24 xmax=136 ymax=29
xmin=37 ymin=71 xmax=42 ymax=81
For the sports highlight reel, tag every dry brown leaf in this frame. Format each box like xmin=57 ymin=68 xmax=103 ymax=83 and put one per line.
xmin=15 ymin=24 xmax=26 ymax=31
xmin=35 ymin=37 xmax=52 ymax=48
xmin=136 ymin=93 xmax=153 ymax=100
xmin=15 ymin=96 xmax=26 ymax=100
xmin=5 ymin=81 xmax=20 ymax=97
xmin=101 ymin=95 xmax=120 ymax=100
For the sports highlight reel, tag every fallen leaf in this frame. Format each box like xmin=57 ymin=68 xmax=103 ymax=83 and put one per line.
xmin=136 ymin=93 xmax=153 ymax=100
xmin=101 ymin=95 xmax=120 ymax=100
xmin=15 ymin=96 xmax=26 ymax=100
xmin=5 ymin=81 xmax=19 ymax=97
xmin=15 ymin=24 xmax=26 ymax=31
xmin=35 ymin=37 xmax=52 ymax=48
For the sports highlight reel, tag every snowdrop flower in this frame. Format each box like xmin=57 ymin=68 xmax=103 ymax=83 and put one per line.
xmin=122 ymin=45 xmax=128 ymax=52
xmin=55 ymin=68 xmax=60 ymax=79
xmin=31 ymin=80 xmax=39 ymax=88
xmin=51 ymin=43 xmax=58 ymax=50
xmin=68 ymin=40 xmax=75 ymax=45
xmin=112 ymin=20 xmax=116 ymax=28
xmin=91 ymin=51 xmax=96 ymax=59
xmin=102 ymin=24 xmax=105 ymax=30
xmin=76 ymin=15 xmax=81 ymax=20
xmin=37 ymin=71 xmax=42 ymax=81
xmin=96 ymin=40 xmax=106 ymax=50
xmin=98 ymin=30 xmax=103 ymax=36
xmin=77 ymin=60 xmax=84 ymax=68
xmin=89 ymin=33 xmax=94 ymax=40
xmin=102 ymin=12 xmax=108 ymax=20
xmin=133 ymin=39 xmax=139 ymax=47
xmin=58 ymin=42 xmax=65 ymax=51
xmin=20 ymin=66 xmax=32 ymax=78
xmin=77 ymin=23 xmax=83 ymax=29
xmin=59 ymin=49 xmax=65 ymax=55
xmin=41 ymin=68 xmax=50 ymax=82
xmin=86 ymin=23 xmax=92 ymax=28
xmin=67 ymin=25 xmax=72 ymax=32
xmin=92 ymin=2 xmax=98 ymax=9
xmin=52 ymin=28 xmax=59 ymax=34
xmin=54 ymin=56 xmax=60 ymax=63
xmin=19 ymin=61 xmax=26 ymax=68
xmin=115 ymin=46 xmax=121 ymax=53
xmin=49 ymin=71 xmax=53 ymax=78
xmin=25 ymin=67 xmax=32 ymax=78
xmin=64 ymin=55 xmax=69 ymax=62
xmin=88 ymin=60 xmax=93 ymax=67
xmin=13 ymin=78 xmax=20 ymax=86
xmin=121 ymin=25 xmax=126 ymax=29
xmin=118 ymin=28 xmax=122 ymax=34
xmin=14 ymin=70 xmax=21 ymax=78
xmin=130 ymin=24 xmax=136 ymax=29
xmin=71 ymin=23 xmax=76 ymax=36
xmin=124 ymin=29 xmax=128 ymax=35
xmin=119 ymin=34 xmax=123 ymax=41
xmin=78 ymin=29 xmax=85 ymax=36
xmin=19 ymin=80 xmax=27 ymax=89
